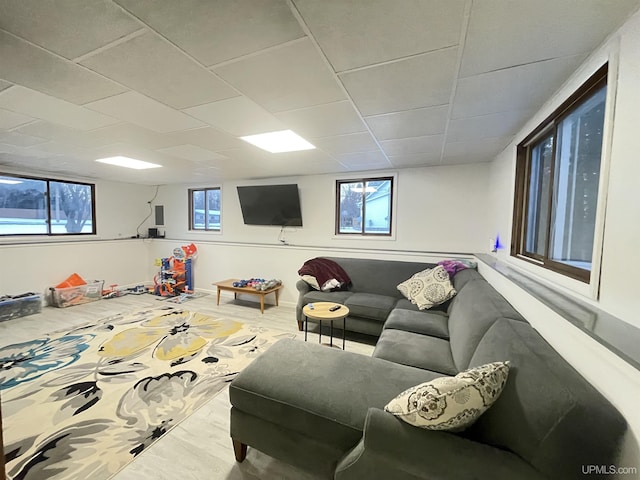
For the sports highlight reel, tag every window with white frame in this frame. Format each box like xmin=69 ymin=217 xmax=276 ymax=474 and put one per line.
xmin=336 ymin=177 xmax=393 ymax=236
xmin=189 ymin=187 xmax=221 ymax=231
xmin=0 ymin=173 xmax=95 ymax=235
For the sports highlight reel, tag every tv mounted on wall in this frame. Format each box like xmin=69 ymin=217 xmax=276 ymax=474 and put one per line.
xmin=237 ymin=184 xmax=303 ymax=227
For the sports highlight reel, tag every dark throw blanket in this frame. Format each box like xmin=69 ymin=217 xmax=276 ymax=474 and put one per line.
xmin=298 ymin=258 xmax=352 ymax=291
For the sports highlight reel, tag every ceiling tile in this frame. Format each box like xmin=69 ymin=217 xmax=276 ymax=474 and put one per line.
xmin=115 ymin=0 xmax=304 ymax=66
xmin=339 ymin=48 xmax=458 ymax=116
xmin=81 ymin=32 xmax=237 ymax=109
xmin=452 ymin=55 xmax=587 ymax=119
xmin=0 ymin=86 xmax=120 ymax=130
xmin=388 ymin=153 xmax=441 ymax=168
xmin=442 ymin=136 xmax=513 ymax=164
xmin=462 ymin=0 xmax=640 ymax=76
xmin=214 ymin=39 xmax=345 ymax=113
xmin=26 ymin=141 xmax=92 ymax=158
xmin=294 ymin=0 xmax=466 ymax=72
xmin=380 ymin=134 xmax=443 ymax=156
xmin=15 ymin=121 xmax=111 ymax=149
xmin=275 ymin=101 xmax=366 ymax=139
xmin=0 ymin=131 xmax=47 ymax=147
xmin=313 ymin=132 xmax=380 ymax=155
xmin=0 ymin=0 xmax=142 ymax=60
xmin=166 ymin=127 xmax=244 ymax=151
xmin=0 ymin=80 xmax=12 ymax=92
xmin=335 ymin=151 xmax=391 ymax=169
xmin=0 ymin=30 xmax=128 ymax=104
xmin=158 ymin=144 xmax=229 ymax=163
xmin=86 ymin=91 xmax=205 ymax=133
xmin=86 ymin=123 xmax=177 ymax=150
xmin=365 ymin=105 xmax=449 ymax=141
xmin=447 ymin=110 xmax=532 ymax=143
xmin=0 ymin=108 xmax=34 ymax=130
xmin=184 ymin=96 xmax=285 ymax=137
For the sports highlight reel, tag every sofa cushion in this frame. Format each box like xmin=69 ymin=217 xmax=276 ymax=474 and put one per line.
xmin=373 ymin=329 xmax=458 ymax=375
xmin=466 ymin=319 xmax=627 ymax=480
xmin=394 ymin=298 xmax=450 ymax=314
xmin=448 ymin=280 xmax=524 ymax=371
xmin=397 ymin=266 xmax=456 ymax=310
xmin=230 ymin=339 xmax=440 ymax=451
xmin=450 ymin=268 xmax=484 ymax=293
xmin=303 ymin=290 xmax=353 ymax=306
xmin=384 ymin=361 xmax=510 ymax=431
xmin=344 ymin=293 xmax=397 ymax=322
xmin=320 ymin=257 xmax=437 ymax=297
xmin=384 ymin=309 xmax=449 ymax=339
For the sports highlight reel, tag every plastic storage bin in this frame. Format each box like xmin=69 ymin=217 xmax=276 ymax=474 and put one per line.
xmin=0 ymin=293 xmax=42 ymax=322
xmin=49 ymin=280 xmax=104 ymax=308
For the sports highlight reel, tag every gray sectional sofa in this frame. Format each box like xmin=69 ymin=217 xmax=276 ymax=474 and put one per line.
xmin=230 ymin=258 xmax=627 ymax=479
xmin=295 ymin=257 xmax=449 ymax=336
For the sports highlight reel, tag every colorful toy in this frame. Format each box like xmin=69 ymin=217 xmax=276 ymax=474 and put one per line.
xmin=153 ymin=243 xmax=198 ymax=297
xmin=232 ymin=278 xmax=282 ymax=291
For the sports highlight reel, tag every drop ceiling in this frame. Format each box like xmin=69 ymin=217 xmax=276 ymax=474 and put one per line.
xmin=0 ymin=0 xmax=638 ymax=185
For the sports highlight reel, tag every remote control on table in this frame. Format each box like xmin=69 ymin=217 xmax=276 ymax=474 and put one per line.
xmin=329 ymin=305 xmax=341 ymax=311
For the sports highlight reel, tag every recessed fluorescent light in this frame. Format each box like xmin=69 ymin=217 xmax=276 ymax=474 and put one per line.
xmin=0 ymin=179 xmax=22 ymax=184
xmin=240 ymin=130 xmax=315 ymax=153
xmin=95 ymin=156 xmax=162 ymax=170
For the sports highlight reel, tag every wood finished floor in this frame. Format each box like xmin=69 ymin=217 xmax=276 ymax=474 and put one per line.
xmin=0 ymin=293 xmax=376 ymax=480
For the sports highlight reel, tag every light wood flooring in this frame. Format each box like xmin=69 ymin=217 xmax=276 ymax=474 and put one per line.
xmin=0 ymin=293 xmax=376 ymax=480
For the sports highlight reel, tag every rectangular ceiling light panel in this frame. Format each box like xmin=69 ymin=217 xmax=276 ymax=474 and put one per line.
xmin=96 ymin=156 xmax=161 ymax=169
xmin=240 ymin=129 xmax=315 ymax=153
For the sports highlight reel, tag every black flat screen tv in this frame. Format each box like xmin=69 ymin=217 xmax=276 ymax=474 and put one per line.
xmin=237 ymin=184 xmax=303 ymax=227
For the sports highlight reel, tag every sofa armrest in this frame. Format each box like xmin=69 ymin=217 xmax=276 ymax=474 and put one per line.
xmin=335 ymin=408 xmax=547 ymax=480
xmin=296 ymin=279 xmax=311 ymax=294
xmin=295 ymin=279 xmax=311 ymax=323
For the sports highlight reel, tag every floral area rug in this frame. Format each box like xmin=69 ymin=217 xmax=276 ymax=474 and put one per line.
xmin=0 ymin=306 xmax=295 ymax=480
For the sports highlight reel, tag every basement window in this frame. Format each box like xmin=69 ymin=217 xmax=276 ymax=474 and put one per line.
xmin=189 ymin=187 xmax=221 ymax=231
xmin=0 ymin=173 xmax=96 ymax=236
xmin=336 ymin=177 xmax=393 ymax=236
xmin=512 ymin=64 xmax=607 ymax=282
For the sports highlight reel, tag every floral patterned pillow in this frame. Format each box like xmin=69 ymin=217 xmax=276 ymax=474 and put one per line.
xmin=397 ymin=265 xmax=457 ymax=309
xmin=384 ymin=361 xmax=510 ymax=431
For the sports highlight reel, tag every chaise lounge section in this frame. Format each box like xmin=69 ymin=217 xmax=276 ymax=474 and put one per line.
xmin=232 ymin=258 xmax=627 ymax=479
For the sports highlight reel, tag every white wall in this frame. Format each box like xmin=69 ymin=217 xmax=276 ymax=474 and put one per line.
xmin=488 ymin=8 xmax=640 ymax=328
xmin=146 ymin=240 xmax=474 ymax=307
xmin=485 ymin=9 xmax=640 ymax=473
xmin=144 ymin=164 xmax=490 ymax=305
xmin=597 ymin=15 xmax=640 ymax=324
xmin=0 ymin=239 xmax=150 ymax=295
xmin=155 ymin=163 xmax=490 ymax=253
xmin=0 ymin=178 xmax=156 ymax=294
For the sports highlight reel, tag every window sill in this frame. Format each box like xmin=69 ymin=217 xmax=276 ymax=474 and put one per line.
xmin=476 ymin=253 xmax=640 ymax=371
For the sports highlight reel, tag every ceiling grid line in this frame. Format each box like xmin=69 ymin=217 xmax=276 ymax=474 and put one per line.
xmin=0 ymin=0 xmax=638 ymax=183
xmin=438 ymin=0 xmax=474 ymax=165
xmin=287 ymin=0 xmax=393 ymax=171
xmin=70 ymin=28 xmax=148 ymax=64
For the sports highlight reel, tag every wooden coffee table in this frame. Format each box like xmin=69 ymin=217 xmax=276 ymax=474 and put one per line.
xmin=213 ymin=279 xmax=283 ymax=314
xmin=302 ymin=301 xmax=349 ymax=350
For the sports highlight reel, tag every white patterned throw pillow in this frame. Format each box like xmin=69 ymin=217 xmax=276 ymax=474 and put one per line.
xmin=397 ymin=266 xmax=457 ymax=309
xmin=384 ymin=362 xmax=510 ymax=431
